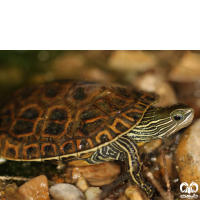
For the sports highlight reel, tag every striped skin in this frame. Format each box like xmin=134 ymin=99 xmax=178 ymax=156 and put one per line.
xmin=127 ymin=103 xmax=194 ymax=143
xmin=85 ymin=135 xmax=153 ymax=197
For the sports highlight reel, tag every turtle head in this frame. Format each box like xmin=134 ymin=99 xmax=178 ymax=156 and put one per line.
xmin=154 ymin=103 xmax=194 ymax=138
xmin=128 ymin=103 xmax=194 ymax=142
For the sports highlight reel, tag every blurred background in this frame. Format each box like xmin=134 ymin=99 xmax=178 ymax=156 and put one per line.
xmin=0 ymin=50 xmax=200 ymax=117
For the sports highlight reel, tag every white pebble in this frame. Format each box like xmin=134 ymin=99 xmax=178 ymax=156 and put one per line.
xmin=76 ymin=177 xmax=89 ymax=192
xmin=50 ymin=183 xmax=85 ymax=200
xmin=85 ymin=187 xmax=102 ymax=200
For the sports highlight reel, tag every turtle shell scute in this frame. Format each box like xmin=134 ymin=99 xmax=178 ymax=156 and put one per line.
xmin=0 ymin=80 xmax=156 ymax=160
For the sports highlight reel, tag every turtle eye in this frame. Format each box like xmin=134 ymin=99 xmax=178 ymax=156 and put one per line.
xmin=173 ymin=114 xmax=183 ymax=121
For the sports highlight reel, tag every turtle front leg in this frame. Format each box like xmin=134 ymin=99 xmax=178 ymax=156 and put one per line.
xmin=87 ymin=135 xmax=154 ymax=198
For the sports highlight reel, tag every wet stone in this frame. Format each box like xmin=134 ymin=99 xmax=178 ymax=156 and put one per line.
xmin=125 ymin=186 xmax=147 ymax=200
xmin=4 ymin=183 xmax=18 ymax=198
xmin=85 ymin=187 xmax=102 ymax=200
xmin=107 ymin=50 xmax=157 ymax=73
xmin=65 ymin=162 xmax=121 ymax=186
xmin=55 ymin=177 xmax=65 ymax=184
xmin=133 ymin=73 xmax=177 ymax=107
xmin=118 ymin=194 xmax=128 ymax=200
xmin=11 ymin=175 xmax=49 ymax=200
xmin=0 ymin=192 xmax=7 ymax=200
xmin=176 ymin=118 xmax=200 ymax=194
xmin=49 ymin=183 xmax=85 ymax=200
xmin=75 ymin=176 xmax=89 ymax=192
xmin=168 ymin=51 xmax=200 ymax=82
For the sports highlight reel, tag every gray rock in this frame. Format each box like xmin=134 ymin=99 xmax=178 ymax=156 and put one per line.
xmin=50 ymin=183 xmax=85 ymax=200
xmin=85 ymin=187 xmax=102 ymax=200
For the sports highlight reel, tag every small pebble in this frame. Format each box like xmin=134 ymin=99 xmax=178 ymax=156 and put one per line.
xmin=125 ymin=186 xmax=147 ymax=200
xmin=107 ymin=50 xmax=157 ymax=73
xmin=168 ymin=51 xmax=200 ymax=82
xmin=11 ymin=175 xmax=49 ymax=200
xmin=117 ymin=190 xmax=128 ymax=200
xmin=76 ymin=177 xmax=89 ymax=192
xmin=49 ymin=183 xmax=85 ymax=200
xmin=5 ymin=183 xmax=18 ymax=197
xmin=133 ymin=73 xmax=177 ymax=107
xmin=71 ymin=162 xmax=121 ymax=186
xmin=0 ymin=193 xmax=7 ymax=200
xmin=118 ymin=195 xmax=128 ymax=200
xmin=85 ymin=187 xmax=102 ymax=200
xmin=55 ymin=177 xmax=65 ymax=184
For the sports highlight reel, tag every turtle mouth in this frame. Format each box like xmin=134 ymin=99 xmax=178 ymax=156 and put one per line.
xmin=183 ymin=108 xmax=194 ymax=126
xmin=164 ymin=108 xmax=194 ymax=138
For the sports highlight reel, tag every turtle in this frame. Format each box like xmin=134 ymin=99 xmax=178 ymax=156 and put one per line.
xmin=0 ymin=80 xmax=194 ymax=198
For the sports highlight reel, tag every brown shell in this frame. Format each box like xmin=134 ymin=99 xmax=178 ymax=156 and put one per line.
xmin=0 ymin=80 xmax=156 ymax=161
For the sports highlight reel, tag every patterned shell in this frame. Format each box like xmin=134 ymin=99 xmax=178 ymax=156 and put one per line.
xmin=0 ymin=80 xmax=156 ymax=161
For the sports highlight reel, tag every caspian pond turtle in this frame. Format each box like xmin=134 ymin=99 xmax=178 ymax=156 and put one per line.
xmin=0 ymin=80 xmax=194 ymax=198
